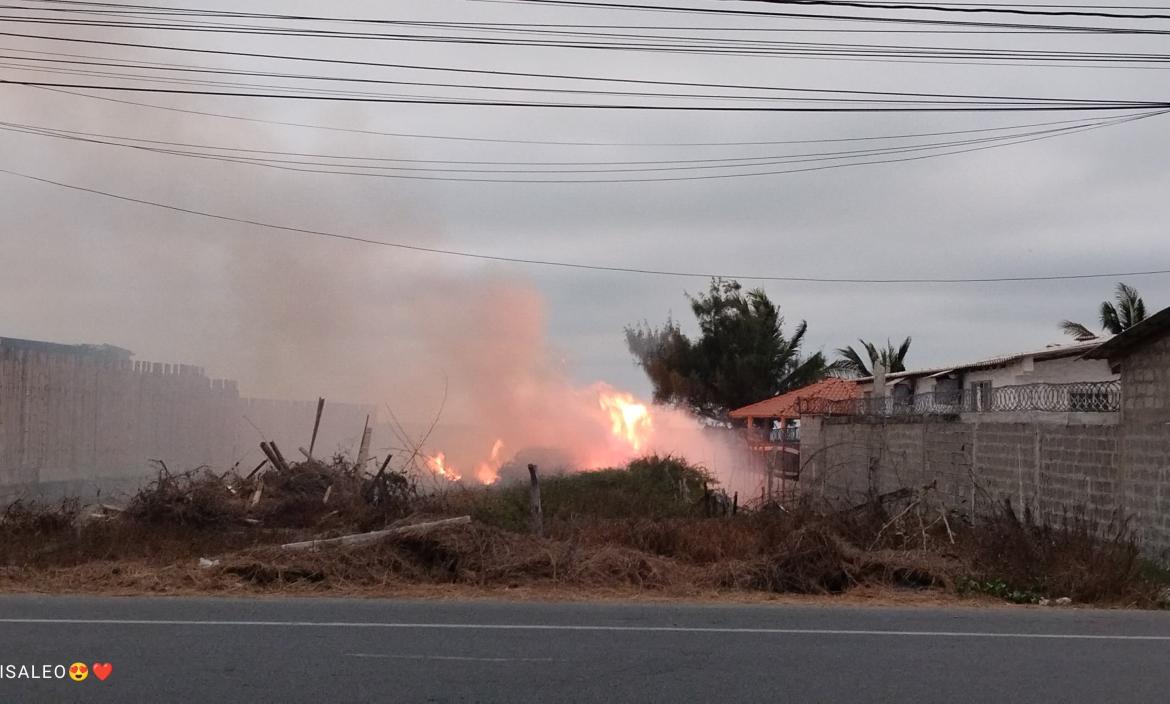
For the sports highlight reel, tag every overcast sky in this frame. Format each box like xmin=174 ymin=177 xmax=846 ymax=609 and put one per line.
xmin=1 ymin=0 xmax=1168 ymax=418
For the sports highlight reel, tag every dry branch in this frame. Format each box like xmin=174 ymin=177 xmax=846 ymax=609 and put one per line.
xmin=280 ymin=515 xmax=471 ymax=551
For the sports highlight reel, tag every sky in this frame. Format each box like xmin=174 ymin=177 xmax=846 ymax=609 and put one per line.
xmin=1 ymin=0 xmax=1168 ymax=425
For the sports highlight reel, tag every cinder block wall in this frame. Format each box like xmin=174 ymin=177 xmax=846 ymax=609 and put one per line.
xmin=799 ymin=414 xmax=1169 ymax=560
xmin=1118 ymin=336 xmax=1170 ymax=558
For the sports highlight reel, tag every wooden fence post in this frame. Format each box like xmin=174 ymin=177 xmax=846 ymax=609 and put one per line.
xmin=355 ymin=415 xmax=372 ymax=469
xmin=308 ymin=397 xmax=325 ymax=460
xmin=528 ymin=463 xmax=543 ymax=537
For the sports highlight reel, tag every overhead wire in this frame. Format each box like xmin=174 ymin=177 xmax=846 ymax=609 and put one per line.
xmin=466 ymin=0 xmax=1170 ymax=34
xmin=3 ymin=17 xmax=1169 ymax=68
xmin=0 ymin=108 xmax=1159 ymax=182
xmin=0 ymin=112 xmax=1138 ymax=165
xmin=5 ymin=30 xmax=1144 ymax=104
xmin=26 ymin=85 xmax=1131 ymax=148
xmin=745 ymin=0 xmax=1170 ymax=20
xmin=1 ymin=159 xmax=1168 ymax=282
xmin=3 ymin=11 xmax=1170 ymax=65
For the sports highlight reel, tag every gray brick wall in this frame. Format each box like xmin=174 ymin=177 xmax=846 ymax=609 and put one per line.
xmin=797 ymin=331 xmax=1170 ymax=561
xmin=1121 ymin=336 xmax=1170 ymax=426
xmin=798 ymin=416 xmax=1165 ymax=558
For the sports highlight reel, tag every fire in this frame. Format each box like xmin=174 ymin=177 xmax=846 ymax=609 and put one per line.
xmin=423 ymin=388 xmax=662 ymax=485
xmin=598 ymin=389 xmax=653 ymax=453
xmin=425 ymin=452 xmax=462 ymax=482
xmin=474 ymin=439 xmax=505 ymax=485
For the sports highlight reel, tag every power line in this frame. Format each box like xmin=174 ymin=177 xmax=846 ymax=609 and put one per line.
xmin=6 ymin=10 xmax=1170 ymax=49
xmin=5 ymin=108 xmax=1157 ymax=182
xmin=471 ymin=0 xmax=1170 ymax=33
xmin=1 ymin=163 xmax=1167 ymax=283
xmin=4 ymin=12 xmax=1170 ymax=66
xmin=3 ymin=1 xmax=1142 ymax=34
xmin=30 ymin=85 xmax=1130 ymax=148
xmin=0 ymin=113 xmax=1128 ymax=165
xmin=1 ymin=112 xmax=1147 ymax=177
xmin=3 ymin=80 xmax=1161 ymax=111
xmin=4 ymin=29 xmax=1157 ymax=105
xmin=4 ymin=23 xmax=1168 ymax=68
xmin=747 ymin=1 xmax=1170 ymax=20
xmin=25 ymin=0 xmax=1168 ymax=28
xmin=7 ymin=52 xmax=1166 ymax=115
xmin=26 ymin=53 xmax=1153 ymax=106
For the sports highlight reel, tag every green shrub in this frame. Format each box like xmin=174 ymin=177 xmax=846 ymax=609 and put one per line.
xmin=431 ymin=455 xmax=713 ymax=531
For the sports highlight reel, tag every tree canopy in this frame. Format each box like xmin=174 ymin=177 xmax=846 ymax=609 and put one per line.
xmin=835 ymin=337 xmax=912 ymax=378
xmin=1061 ymin=283 xmax=1148 ymax=340
xmin=625 ymin=279 xmax=834 ymax=421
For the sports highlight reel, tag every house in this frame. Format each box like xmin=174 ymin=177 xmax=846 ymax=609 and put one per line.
xmin=796 ymin=306 xmax=1170 ymax=560
xmin=728 ymin=378 xmax=859 ymax=494
xmin=853 ymin=337 xmax=1118 ymax=414
xmin=730 ymin=377 xmax=860 ymax=443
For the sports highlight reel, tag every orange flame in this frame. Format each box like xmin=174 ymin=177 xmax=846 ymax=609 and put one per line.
xmin=598 ymin=389 xmax=653 ymax=453
xmin=474 ymin=439 xmax=506 ymax=485
xmin=425 ymin=452 xmax=462 ymax=482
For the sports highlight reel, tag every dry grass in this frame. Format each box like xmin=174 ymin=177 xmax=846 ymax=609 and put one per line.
xmin=0 ymin=457 xmax=1165 ymax=607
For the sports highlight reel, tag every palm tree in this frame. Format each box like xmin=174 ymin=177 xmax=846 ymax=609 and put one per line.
xmin=1061 ymin=283 xmax=1148 ymax=340
xmin=835 ymin=337 xmax=912 ymax=378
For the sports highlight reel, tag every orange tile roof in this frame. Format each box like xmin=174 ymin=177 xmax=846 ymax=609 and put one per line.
xmin=729 ymin=377 xmax=859 ymax=420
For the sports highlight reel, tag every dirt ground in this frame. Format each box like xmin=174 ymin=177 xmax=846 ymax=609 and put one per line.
xmin=0 ymin=563 xmax=1004 ymax=609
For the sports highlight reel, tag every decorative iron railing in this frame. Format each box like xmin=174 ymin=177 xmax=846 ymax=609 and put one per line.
xmin=769 ymin=426 xmax=801 ymax=443
xmin=744 ymin=426 xmax=800 ymax=444
xmin=798 ymin=380 xmax=1120 ymax=417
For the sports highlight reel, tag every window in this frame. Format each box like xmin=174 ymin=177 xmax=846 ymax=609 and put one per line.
xmin=934 ymin=377 xmax=961 ymax=406
xmin=970 ymin=381 xmax=993 ymax=412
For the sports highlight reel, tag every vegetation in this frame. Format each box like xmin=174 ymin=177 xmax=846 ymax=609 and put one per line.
xmin=625 ymin=278 xmax=834 ymax=421
xmin=835 ymin=337 xmax=912 ymax=377
xmin=0 ymin=456 xmax=1164 ymax=608
xmin=1061 ymin=282 xmax=1148 ymax=340
xmin=436 ymin=455 xmax=712 ymax=532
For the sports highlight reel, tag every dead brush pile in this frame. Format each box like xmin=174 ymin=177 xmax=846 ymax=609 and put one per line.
xmin=1 ymin=455 xmax=1165 ymax=606
xmin=956 ymin=500 xmax=1154 ymax=604
xmin=219 ymin=521 xmax=689 ymax=591
xmin=124 ymin=466 xmax=244 ymax=528
xmin=1 ymin=498 xmax=81 ymax=536
xmin=121 ymin=455 xmax=418 ymax=532
xmin=0 ymin=454 xmax=420 ymax=575
xmin=561 ymin=507 xmax=959 ymax=595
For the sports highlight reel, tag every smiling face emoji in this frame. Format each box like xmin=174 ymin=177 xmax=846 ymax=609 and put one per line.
xmin=68 ymin=662 xmax=88 ymax=682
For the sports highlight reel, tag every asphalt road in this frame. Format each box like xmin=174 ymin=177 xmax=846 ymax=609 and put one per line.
xmin=1 ymin=595 xmax=1169 ymax=703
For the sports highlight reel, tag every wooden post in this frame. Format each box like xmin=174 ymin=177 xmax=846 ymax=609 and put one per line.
xmin=355 ymin=414 xmax=372 ymax=469
xmin=244 ymin=458 xmax=267 ymax=480
xmin=732 ymin=492 xmax=738 ymax=516
xmin=766 ymin=462 xmax=774 ymax=504
xmin=528 ymin=463 xmax=543 ymax=537
xmin=259 ymin=441 xmax=286 ymax=472
xmin=269 ymin=441 xmax=290 ymax=471
xmin=308 ymin=397 xmax=325 ymax=460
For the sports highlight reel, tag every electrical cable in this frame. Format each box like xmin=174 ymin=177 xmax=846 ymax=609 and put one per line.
xmin=1 ymin=161 xmax=1168 ymax=283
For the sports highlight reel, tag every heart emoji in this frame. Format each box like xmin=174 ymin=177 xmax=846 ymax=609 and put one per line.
xmin=92 ymin=663 xmax=112 ymax=681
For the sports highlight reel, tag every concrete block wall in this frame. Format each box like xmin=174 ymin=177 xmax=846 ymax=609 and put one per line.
xmin=1120 ymin=336 xmax=1170 ymax=425
xmin=1117 ymin=338 xmax=1170 ymax=555
xmin=799 ymin=414 xmax=1169 ymax=559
